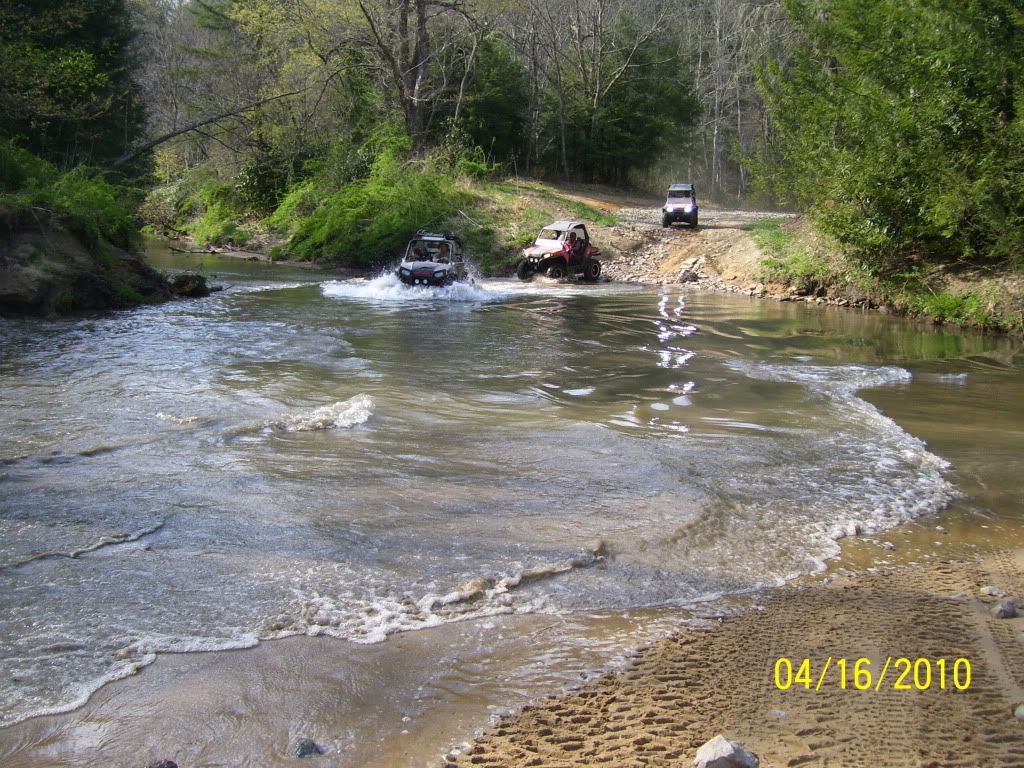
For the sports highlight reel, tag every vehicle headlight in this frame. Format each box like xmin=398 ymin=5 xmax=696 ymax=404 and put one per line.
xmin=434 ymin=270 xmax=445 ymax=279
xmin=665 ymin=206 xmax=675 ymax=212
xmin=682 ymin=204 xmax=693 ymax=212
xmin=400 ymin=268 xmax=411 ymax=276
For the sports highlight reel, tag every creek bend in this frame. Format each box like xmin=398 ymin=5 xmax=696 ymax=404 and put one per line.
xmin=1 ymin=247 xmax=1022 ymax=765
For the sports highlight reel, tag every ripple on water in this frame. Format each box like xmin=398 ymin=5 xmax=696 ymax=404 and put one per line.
xmin=0 ymin=282 xmax=994 ymax=729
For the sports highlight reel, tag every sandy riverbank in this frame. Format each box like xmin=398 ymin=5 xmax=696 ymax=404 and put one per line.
xmin=446 ymin=539 xmax=1024 ymax=768
xmin=2 ymin=519 xmax=1021 ymax=768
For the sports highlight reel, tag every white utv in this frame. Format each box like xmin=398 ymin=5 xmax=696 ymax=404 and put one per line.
xmin=661 ymin=183 xmax=698 ymax=228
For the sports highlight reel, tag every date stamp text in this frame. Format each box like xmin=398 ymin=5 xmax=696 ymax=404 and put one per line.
xmin=773 ymin=657 xmax=972 ymax=691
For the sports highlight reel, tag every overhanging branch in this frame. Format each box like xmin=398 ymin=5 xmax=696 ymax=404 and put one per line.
xmin=112 ymin=87 xmax=307 ymax=167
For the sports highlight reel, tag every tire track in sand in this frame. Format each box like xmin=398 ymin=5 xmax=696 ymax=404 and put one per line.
xmin=444 ymin=552 xmax=1024 ymax=767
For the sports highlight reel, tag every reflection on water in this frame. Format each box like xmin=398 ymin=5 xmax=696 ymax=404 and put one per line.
xmin=0 ymin=241 xmax=1022 ymax=763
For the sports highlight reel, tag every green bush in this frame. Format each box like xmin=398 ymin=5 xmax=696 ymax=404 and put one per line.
xmin=191 ymin=181 xmax=248 ymax=247
xmin=0 ymin=140 xmax=56 ymax=192
xmin=911 ymin=291 xmax=990 ymax=328
xmin=750 ymin=219 xmax=825 ymax=293
xmin=0 ymin=140 xmax=136 ymax=248
xmin=267 ymin=179 xmax=318 ymax=234
xmin=287 ymin=147 xmax=469 ymax=265
xmin=50 ymin=169 xmax=137 ymax=247
xmin=113 ymin=282 xmax=144 ymax=306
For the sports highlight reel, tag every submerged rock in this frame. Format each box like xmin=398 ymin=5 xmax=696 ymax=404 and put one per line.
xmin=291 ymin=737 xmax=324 ymax=758
xmin=993 ymin=599 xmax=1018 ymax=619
xmin=694 ymin=735 xmax=759 ymax=768
xmin=168 ymin=271 xmax=210 ymax=297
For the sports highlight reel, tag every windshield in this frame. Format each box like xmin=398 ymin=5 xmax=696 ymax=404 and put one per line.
xmin=537 ymin=228 xmax=565 ymax=240
xmin=668 ymin=190 xmax=692 ymax=199
xmin=405 ymin=240 xmax=454 ymax=261
xmin=405 ymin=241 xmax=431 ymax=260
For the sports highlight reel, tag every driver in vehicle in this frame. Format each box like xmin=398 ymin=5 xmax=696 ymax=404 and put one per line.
xmin=563 ymin=232 xmax=586 ymax=265
xmin=436 ymin=243 xmax=451 ymax=263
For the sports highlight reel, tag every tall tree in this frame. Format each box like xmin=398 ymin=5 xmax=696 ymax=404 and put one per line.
xmin=0 ymin=0 xmax=144 ymax=167
xmin=757 ymin=0 xmax=1024 ymax=271
xmin=356 ymin=0 xmax=474 ymax=152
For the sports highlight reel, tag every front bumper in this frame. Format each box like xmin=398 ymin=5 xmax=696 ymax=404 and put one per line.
xmin=397 ymin=266 xmax=454 ymax=286
xmin=398 ymin=271 xmax=451 ymax=286
xmin=663 ymin=207 xmax=697 ymax=223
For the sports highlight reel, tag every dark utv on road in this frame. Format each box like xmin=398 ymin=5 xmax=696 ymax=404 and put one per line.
xmin=661 ymin=183 xmax=698 ymax=228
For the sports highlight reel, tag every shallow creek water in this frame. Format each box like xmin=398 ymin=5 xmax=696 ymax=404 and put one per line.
xmin=1 ymin=246 xmax=1022 ymax=765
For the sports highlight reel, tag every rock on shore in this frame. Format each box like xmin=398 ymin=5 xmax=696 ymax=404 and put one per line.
xmin=0 ymin=207 xmax=205 ymax=317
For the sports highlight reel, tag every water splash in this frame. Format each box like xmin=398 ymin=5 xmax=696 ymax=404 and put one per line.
xmin=223 ymin=394 xmax=375 ymax=437
xmin=322 ymin=273 xmax=499 ymax=303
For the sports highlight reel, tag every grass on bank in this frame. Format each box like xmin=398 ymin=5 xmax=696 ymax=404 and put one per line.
xmin=747 ymin=217 xmax=1024 ymax=334
xmin=150 ymin=145 xmax=620 ymax=276
xmin=749 ymin=218 xmax=832 ymax=296
xmin=1 ymin=139 xmax=138 ymax=248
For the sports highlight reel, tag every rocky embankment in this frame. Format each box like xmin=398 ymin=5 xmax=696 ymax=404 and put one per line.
xmin=0 ymin=208 xmax=208 ymax=317
xmin=599 ymin=205 xmax=808 ymax=300
xmin=592 ymin=201 xmax=1022 ymax=329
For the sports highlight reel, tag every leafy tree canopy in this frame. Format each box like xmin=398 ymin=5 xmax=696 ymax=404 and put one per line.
xmin=757 ymin=0 xmax=1023 ymax=272
xmin=0 ymin=0 xmax=144 ymax=167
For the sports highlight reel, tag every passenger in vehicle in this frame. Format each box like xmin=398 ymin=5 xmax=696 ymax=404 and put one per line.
xmin=563 ymin=232 xmax=586 ymax=265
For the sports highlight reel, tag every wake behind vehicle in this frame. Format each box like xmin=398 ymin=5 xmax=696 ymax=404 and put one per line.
xmin=396 ymin=231 xmax=469 ymax=286
xmin=515 ymin=220 xmax=602 ymax=281
xmin=662 ymin=183 xmax=698 ymax=228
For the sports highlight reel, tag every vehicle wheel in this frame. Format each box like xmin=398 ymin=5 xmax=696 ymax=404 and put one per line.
xmin=516 ymin=259 xmax=533 ymax=281
xmin=584 ymin=259 xmax=602 ymax=281
xmin=691 ymin=213 xmax=698 ymax=228
xmin=661 ymin=215 xmax=671 ymax=228
xmin=547 ymin=263 xmax=566 ymax=279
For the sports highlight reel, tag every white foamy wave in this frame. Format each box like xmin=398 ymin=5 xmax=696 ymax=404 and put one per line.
xmin=0 ymin=627 xmax=265 ymax=727
xmin=276 ymin=394 xmax=375 ymax=432
xmin=725 ymin=361 xmax=956 ymax=541
xmin=322 ymin=273 xmax=500 ymax=303
xmin=226 ymin=281 xmax=312 ymax=294
xmin=156 ymin=412 xmax=204 ymax=425
xmin=278 ymin=546 xmax=608 ymax=644
xmin=225 ymin=394 xmax=374 ymax=438
xmin=322 ymin=272 xmax=645 ymax=303
xmin=0 ymin=651 xmax=157 ymax=728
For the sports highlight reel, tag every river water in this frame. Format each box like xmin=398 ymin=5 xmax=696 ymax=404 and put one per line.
xmin=1 ymin=247 xmax=1022 ymax=763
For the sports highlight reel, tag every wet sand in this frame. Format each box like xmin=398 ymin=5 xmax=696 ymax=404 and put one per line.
xmin=0 ymin=609 xmax=691 ymax=767
xmin=446 ymin=536 xmax=1024 ymax=768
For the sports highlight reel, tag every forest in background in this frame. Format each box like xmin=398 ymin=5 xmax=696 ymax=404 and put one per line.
xmin=1 ymin=0 xmax=1021 ymax=326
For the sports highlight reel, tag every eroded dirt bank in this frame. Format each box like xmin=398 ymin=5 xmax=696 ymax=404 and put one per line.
xmin=551 ymin=185 xmax=798 ymax=299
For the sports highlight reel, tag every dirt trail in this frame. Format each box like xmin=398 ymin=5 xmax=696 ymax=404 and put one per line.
xmin=551 ymin=184 xmax=794 ymax=294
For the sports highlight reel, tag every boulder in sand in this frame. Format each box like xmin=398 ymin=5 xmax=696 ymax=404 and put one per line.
xmin=694 ymin=734 xmax=759 ymax=768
